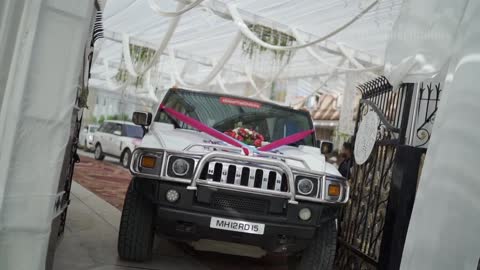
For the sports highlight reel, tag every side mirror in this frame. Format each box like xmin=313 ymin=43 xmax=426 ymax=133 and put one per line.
xmin=132 ymin=111 xmax=152 ymax=126
xmin=318 ymin=140 xmax=334 ymax=155
xmin=113 ymin=130 xmax=122 ymax=136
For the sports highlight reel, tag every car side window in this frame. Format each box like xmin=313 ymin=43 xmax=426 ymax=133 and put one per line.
xmin=97 ymin=123 xmax=105 ymax=132
xmin=103 ymin=123 xmax=113 ymax=134
xmin=113 ymin=124 xmax=122 ymax=135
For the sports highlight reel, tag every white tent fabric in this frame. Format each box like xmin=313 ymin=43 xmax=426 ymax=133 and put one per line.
xmin=92 ymin=0 xmax=404 ymax=101
xmin=149 ymin=0 xmax=205 ymax=17
xmin=0 ymin=1 xmax=96 ymax=270
xmin=384 ymin=0 xmax=480 ymax=269
xmin=383 ymin=0 xmax=469 ymax=87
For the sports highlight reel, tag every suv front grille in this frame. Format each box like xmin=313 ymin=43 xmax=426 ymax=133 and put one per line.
xmin=199 ymin=161 xmax=288 ymax=192
xmin=211 ymin=194 xmax=268 ymax=214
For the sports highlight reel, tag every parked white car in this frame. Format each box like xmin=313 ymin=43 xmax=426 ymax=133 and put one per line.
xmin=79 ymin=124 xmax=98 ymax=151
xmin=92 ymin=120 xmax=144 ymax=168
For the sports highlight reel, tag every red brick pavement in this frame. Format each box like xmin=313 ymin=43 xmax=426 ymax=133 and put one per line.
xmin=73 ymin=155 xmax=289 ymax=270
xmin=73 ymin=155 xmax=131 ymax=210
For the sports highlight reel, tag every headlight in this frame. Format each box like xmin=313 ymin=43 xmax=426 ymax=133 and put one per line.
xmin=297 ymin=178 xmax=314 ymax=195
xmin=172 ymin=158 xmax=189 ymax=176
xmin=167 ymin=156 xmax=195 ymax=179
xmin=88 ymin=135 xmax=93 ymax=141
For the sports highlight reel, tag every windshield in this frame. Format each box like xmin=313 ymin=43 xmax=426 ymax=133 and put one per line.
xmin=89 ymin=126 xmax=97 ymax=133
xmin=155 ymin=90 xmax=315 ymax=146
xmin=123 ymin=124 xmax=143 ymax=139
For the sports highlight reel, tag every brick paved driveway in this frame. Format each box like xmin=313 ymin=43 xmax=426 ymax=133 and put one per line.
xmin=73 ymin=155 xmax=130 ymax=210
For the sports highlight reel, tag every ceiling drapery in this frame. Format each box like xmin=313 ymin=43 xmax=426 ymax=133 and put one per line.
xmin=90 ymin=0 xmax=404 ymax=103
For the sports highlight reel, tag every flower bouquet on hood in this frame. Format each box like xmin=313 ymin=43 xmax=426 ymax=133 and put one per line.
xmin=224 ymin=127 xmax=265 ymax=147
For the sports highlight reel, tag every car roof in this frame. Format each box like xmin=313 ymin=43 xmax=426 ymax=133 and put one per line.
xmin=103 ymin=120 xmax=135 ymax=125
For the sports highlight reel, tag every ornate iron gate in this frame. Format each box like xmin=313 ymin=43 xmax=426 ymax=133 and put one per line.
xmin=335 ymin=77 xmax=416 ymax=270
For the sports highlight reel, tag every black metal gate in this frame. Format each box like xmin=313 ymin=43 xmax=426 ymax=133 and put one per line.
xmin=335 ymin=77 xmax=421 ymax=270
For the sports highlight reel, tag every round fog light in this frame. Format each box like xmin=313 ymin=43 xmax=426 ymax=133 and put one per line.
xmin=298 ymin=208 xmax=312 ymax=221
xmin=165 ymin=189 xmax=180 ymax=203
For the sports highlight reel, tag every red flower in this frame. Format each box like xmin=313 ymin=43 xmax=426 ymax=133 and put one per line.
xmin=239 ymin=128 xmax=247 ymax=137
xmin=236 ymin=135 xmax=244 ymax=141
xmin=256 ymin=134 xmax=264 ymax=141
xmin=254 ymin=139 xmax=262 ymax=147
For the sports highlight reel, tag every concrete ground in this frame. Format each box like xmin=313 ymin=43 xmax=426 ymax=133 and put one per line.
xmin=53 ymin=182 xmax=209 ymax=270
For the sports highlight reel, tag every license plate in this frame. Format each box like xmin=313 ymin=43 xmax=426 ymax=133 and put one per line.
xmin=210 ymin=217 xmax=265 ymax=235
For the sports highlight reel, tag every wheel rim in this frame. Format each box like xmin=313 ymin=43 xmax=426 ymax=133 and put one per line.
xmin=123 ymin=152 xmax=129 ymax=167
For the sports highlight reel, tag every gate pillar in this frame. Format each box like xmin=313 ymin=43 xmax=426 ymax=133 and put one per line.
xmin=378 ymin=146 xmax=424 ymax=270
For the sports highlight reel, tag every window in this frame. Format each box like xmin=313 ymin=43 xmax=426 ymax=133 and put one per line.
xmin=155 ymin=90 xmax=315 ymax=146
xmin=102 ymin=123 xmax=114 ymax=134
xmin=97 ymin=123 xmax=105 ymax=132
xmin=123 ymin=124 xmax=144 ymax=139
xmin=112 ymin=123 xmax=122 ymax=135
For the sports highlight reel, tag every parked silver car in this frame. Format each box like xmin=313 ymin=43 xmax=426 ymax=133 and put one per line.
xmin=79 ymin=124 xmax=98 ymax=151
xmin=92 ymin=120 xmax=144 ymax=168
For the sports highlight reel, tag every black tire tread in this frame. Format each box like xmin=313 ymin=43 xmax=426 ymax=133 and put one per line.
xmin=117 ymin=181 xmax=154 ymax=262
xmin=94 ymin=144 xmax=105 ymax=160
xmin=296 ymin=219 xmax=337 ymax=270
xmin=121 ymin=149 xmax=132 ymax=168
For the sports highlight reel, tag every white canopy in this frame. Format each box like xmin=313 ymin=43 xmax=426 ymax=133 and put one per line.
xmin=91 ymin=0 xmax=403 ymax=102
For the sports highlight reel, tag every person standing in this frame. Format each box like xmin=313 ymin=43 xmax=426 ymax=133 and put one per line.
xmin=338 ymin=142 xmax=354 ymax=179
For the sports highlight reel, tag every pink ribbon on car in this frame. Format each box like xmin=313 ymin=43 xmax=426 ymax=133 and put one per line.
xmin=159 ymin=105 xmax=314 ymax=155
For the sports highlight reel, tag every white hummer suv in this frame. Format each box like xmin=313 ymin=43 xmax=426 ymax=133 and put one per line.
xmin=117 ymin=88 xmax=349 ymax=270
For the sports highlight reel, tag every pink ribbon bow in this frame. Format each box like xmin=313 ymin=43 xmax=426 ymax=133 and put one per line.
xmin=160 ymin=105 xmax=314 ymax=155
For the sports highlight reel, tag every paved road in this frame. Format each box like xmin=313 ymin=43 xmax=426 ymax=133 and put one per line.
xmin=54 ymin=182 xmax=209 ymax=270
xmin=72 ymin=149 xmax=289 ymax=270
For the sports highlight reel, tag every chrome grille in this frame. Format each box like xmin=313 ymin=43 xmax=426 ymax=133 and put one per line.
xmin=211 ymin=194 xmax=268 ymax=214
xmin=200 ymin=162 xmax=288 ymax=192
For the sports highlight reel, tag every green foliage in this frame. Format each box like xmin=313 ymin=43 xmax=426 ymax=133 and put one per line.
xmin=107 ymin=115 xmax=118 ymax=121
xmin=89 ymin=116 xmax=97 ymax=124
xmin=119 ymin=114 xmax=130 ymax=121
xmin=115 ymin=44 xmax=155 ymax=88
xmin=78 ymin=86 xmax=89 ymax=108
xmin=115 ymin=67 xmax=128 ymax=83
xmin=98 ymin=114 xmax=131 ymax=123
xmin=241 ymin=24 xmax=296 ymax=63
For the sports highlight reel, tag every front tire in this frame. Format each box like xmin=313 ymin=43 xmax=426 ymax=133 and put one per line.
xmin=94 ymin=144 xmax=105 ymax=160
xmin=121 ymin=149 xmax=132 ymax=168
xmin=290 ymin=219 xmax=337 ymax=270
xmin=118 ymin=181 xmax=154 ymax=262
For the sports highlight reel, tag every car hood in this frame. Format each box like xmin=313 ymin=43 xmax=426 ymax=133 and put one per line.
xmin=140 ymin=123 xmax=341 ymax=176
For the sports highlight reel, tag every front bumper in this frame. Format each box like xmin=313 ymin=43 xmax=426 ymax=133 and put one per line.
xmin=133 ymin=177 xmax=340 ymax=254
xmin=85 ymin=141 xmax=95 ymax=150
